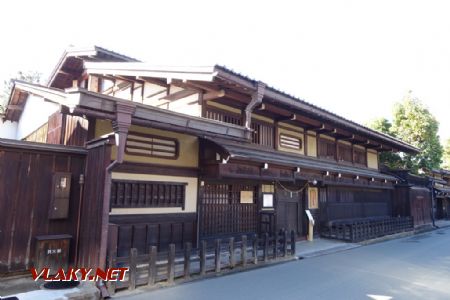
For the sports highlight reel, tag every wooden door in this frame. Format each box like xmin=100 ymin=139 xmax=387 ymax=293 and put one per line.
xmin=276 ymin=185 xmax=305 ymax=237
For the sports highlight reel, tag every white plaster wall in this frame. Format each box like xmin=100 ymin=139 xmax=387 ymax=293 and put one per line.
xmin=0 ymin=119 xmax=18 ymax=139
xmin=16 ymin=95 xmax=59 ymax=140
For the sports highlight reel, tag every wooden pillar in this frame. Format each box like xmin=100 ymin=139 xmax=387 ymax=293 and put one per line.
xmin=168 ymin=244 xmax=176 ymax=283
xmin=215 ymin=239 xmax=221 ymax=273
xmin=184 ymin=242 xmax=192 ymax=280
xmin=241 ymin=235 xmax=247 ymax=267
xmin=148 ymin=246 xmax=157 ymax=286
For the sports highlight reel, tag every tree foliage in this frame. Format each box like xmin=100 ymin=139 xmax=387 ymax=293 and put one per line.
xmin=443 ymin=139 xmax=450 ymax=170
xmin=367 ymin=92 xmax=443 ymax=173
xmin=0 ymin=71 xmax=42 ymax=114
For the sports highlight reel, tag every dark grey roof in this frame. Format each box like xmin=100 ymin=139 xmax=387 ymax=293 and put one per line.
xmin=205 ymin=137 xmax=397 ymax=181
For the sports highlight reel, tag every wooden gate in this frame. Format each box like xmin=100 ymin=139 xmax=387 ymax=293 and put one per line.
xmin=199 ymin=183 xmax=258 ymax=238
xmin=276 ymin=184 xmax=306 ymax=237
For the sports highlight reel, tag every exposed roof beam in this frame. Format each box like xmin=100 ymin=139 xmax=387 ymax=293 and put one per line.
xmin=159 ymin=89 xmax=197 ymax=101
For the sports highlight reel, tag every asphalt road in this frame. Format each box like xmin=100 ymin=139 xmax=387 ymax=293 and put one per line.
xmin=118 ymin=227 xmax=450 ymax=300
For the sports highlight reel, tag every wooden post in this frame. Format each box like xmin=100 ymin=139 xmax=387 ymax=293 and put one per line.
xmin=106 ymin=225 xmax=118 ymax=295
xmin=290 ymin=230 xmax=296 ymax=256
xmin=184 ymin=242 xmax=192 ymax=280
xmin=241 ymin=235 xmax=247 ymax=267
xmin=273 ymin=232 xmax=278 ymax=259
xmin=215 ymin=239 xmax=221 ymax=273
xmin=168 ymin=244 xmax=175 ymax=284
xmin=148 ymin=246 xmax=157 ymax=286
xmin=200 ymin=240 xmax=207 ymax=275
xmin=263 ymin=233 xmax=269 ymax=262
xmin=252 ymin=234 xmax=258 ymax=265
xmin=229 ymin=237 xmax=235 ymax=269
xmin=129 ymin=248 xmax=137 ymax=291
xmin=283 ymin=230 xmax=288 ymax=257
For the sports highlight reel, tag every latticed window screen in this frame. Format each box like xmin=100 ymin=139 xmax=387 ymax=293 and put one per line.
xmin=110 ymin=180 xmax=186 ymax=209
xmin=337 ymin=143 xmax=352 ymax=162
xmin=353 ymin=148 xmax=367 ymax=165
xmin=318 ymin=138 xmax=336 ymax=160
xmin=125 ymin=132 xmax=178 ymax=159
xmin=251 ymin=122 xmax=274 ymax=147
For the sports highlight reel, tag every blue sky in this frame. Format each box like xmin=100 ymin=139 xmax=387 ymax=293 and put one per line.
xmin=1 ymin=0 xmax=449 ymax=142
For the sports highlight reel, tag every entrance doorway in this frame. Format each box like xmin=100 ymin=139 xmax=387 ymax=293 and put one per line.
xmin=275 ymin=183 xmax=306 ymax=238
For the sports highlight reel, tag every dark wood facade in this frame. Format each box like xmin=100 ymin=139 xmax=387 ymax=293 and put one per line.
xmin=0 ymin=141 xmax=85 ymax=274
xmin=0 ymin=46 xmax=423 ymax=275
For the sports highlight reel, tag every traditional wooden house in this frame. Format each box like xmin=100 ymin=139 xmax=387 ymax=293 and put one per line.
xmin=0 ymin=46 xmax=419 ymax=274
xmin=431 ymin=169 xmax=450 ymax=220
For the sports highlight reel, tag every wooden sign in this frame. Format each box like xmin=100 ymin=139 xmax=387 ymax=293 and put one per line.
xmin=308 ymin=187 xmax=319 ymax=209
xmin=240 ymin=191 xmax=254 ymax=203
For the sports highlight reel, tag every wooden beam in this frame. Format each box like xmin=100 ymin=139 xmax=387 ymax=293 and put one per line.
xmin=7 ymin=104 xmax=24 ymax=111
xmin=137 ymin=76 xmax=168 ymax=87
xmin=160 ymin=89 xmax=197 ymax=101
xmin=203 ymin=89 xmax=225 ymax=101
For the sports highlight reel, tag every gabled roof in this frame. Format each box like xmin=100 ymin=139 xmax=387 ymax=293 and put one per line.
xmin=48 ymin=45 xmax=140 ymax=89
xmin=82 ymin=61 xmax=419 ymax=154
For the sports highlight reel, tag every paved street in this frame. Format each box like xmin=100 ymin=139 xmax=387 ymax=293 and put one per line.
xmin=118 ymin=227 xmax=450 ymax=300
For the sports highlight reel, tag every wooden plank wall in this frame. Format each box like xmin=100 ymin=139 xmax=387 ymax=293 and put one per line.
xmin=76 ymin=141 xmax=112 ymax=268
xmin=47 ymin=112 xmax=89 ymax=146
xmin=0 ymin=145 xmax=85 ymax=274
xmin=109 ymin=213 xmax=197 ymax=255
xmin=323 ymin=186 xmax=392 ymax=222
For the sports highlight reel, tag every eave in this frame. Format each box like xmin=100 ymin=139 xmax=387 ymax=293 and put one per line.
xmin=4 ymin=81 xmax=250 ymax=142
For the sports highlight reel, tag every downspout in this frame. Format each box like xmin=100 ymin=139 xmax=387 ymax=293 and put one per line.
xmin=97 ymin=101 xmax=136 ymax=298
xmin=243 ymin=81 xmax=266 ymax=139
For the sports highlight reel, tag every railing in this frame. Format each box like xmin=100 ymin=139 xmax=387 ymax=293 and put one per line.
xmin=321 ymin=216 xmax=414 ymax=242
xmin=107 ymin=230 xmax=296 ymax=294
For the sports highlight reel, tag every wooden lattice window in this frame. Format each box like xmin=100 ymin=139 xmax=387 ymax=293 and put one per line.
xmin=111 ymin=180 xmax=186 ymax=209
xmin=205 ymin=108 xmax=243 ymax=126
xmin=337 ymin=143 xmax=352 ymax=162
xmin=251 ymin=121 xmax=274 ymax=147
xmin=353 ymin=148 xmax=367 ymax=166
xmin=318 ymin=138 xmax=336 ymax=160
xmin=125 ymin=132 xmax=179 ymax=159
xmin=279 ymin=133 xmax=302 ymax=150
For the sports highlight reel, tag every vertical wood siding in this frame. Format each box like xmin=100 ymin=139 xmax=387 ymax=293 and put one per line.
xmin=0 ymin=146 xmax=85 ymax=274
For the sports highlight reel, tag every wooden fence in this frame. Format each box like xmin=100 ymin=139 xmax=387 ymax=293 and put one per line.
xmin=107 ymin=230 xmax=296 ymax=294
xmin=321 ymin=216 xmax=414 ymax=242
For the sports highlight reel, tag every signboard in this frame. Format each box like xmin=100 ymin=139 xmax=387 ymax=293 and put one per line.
xmin=305 ymin=209 xmax=315 ymax=225
xmin=240 ymin=191 xmax=254 ymax=203
xmin=263 ymin=193 xmax=274 ymax=208
xmin=308 ymin=187 xmax=319 ymax=209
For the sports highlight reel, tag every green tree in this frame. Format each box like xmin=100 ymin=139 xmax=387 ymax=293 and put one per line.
xmin=0 ymin=70 xmax=42 ymax=114
xmin=391 ymin=92 xmax=443 ymax=173
xmin=366 ymin=118 xmax=403 ymax=169
xmin=442 ymin=139 xmax=450 ymax=170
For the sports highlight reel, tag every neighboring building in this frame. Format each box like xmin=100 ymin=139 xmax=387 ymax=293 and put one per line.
xmin=431 ymin=169 xmax=450 ymax=220
xmin=0 ymin=46 xmax=419 ymax=274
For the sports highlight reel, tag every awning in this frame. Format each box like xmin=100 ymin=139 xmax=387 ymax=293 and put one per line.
xmin=203 ymin=137 xmax=398 ymax=181
xmin=435 ymin=187 xmax=450 ymax=197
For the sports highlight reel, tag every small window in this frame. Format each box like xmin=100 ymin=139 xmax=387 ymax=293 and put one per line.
xmin=125 ymin=132 xmax=179 ymax=159
xmin=111 ymin=180 xmax=186 ymax=209
xmin=279 ymin=134 xmax=302 ymax=150
xmin=353 ymin=148 xmax=367 ymax=165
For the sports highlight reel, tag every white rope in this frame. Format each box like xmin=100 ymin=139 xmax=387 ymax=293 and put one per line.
xmin=275 ymin=181 xmax=309 ymax=193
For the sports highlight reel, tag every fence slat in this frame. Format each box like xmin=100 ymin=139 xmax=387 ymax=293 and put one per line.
xmin=215 ymin=239 xmax=221 ymax=273
xmin=184 ymin=242 xmax=192 ymax=280
xmin=129 ymin=248 xmax=138 ymax=291
xmin=252 ymin=234 xmax=258 ymax=265
xmin=168 ymin=244 xmax=175 ymax=284
xmin=148 ymin=246 xmax=157 ymax=286
xmin=290 ymin=230 xmax=296 ymax=255
xmin=283 ymin=230 xmax=288 ymax=257
xmin=241 ymin=235 xmax=247 ymax=267
xmin=229 ymin=237 xmax=235 ymax=269
xmin=200 ymin=240 xmax=207 ymax=275
xmin=263 ymin=233 xmax=269 ymax=262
